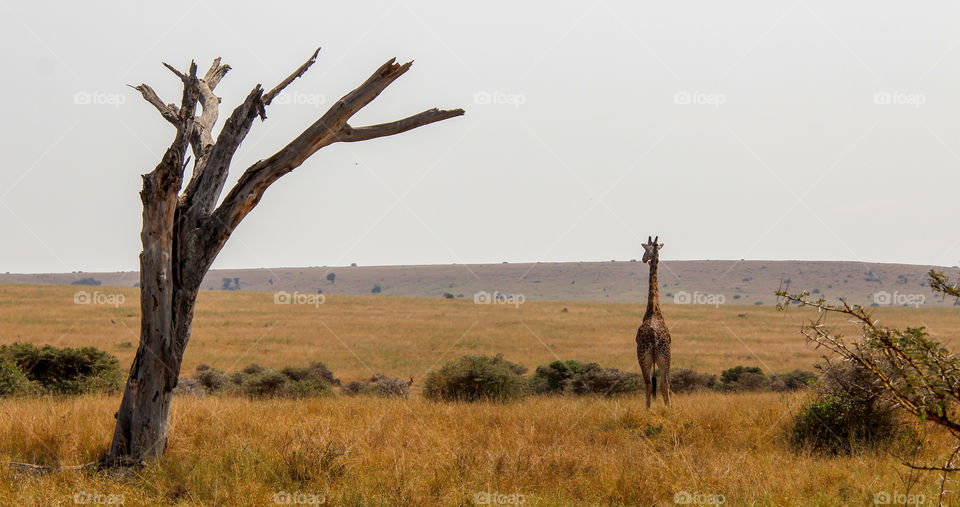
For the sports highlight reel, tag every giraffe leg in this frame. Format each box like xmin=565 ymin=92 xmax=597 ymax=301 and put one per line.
xmin=657 ymin=355 xmax=671 ymax=406
xmin=638 ymin=352 xmax=653 ymax=409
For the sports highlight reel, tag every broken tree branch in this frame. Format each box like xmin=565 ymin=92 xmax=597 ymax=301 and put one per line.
xmin=337 ymin=108 xmax=465 ymax=143
xmin=207 ymin=58 xmax=435 ymax=242
xmin=129 ymin=84 xmax=179 ymax=125
xmin=203 ymin=57 xmax=231 ymax=90
xmin=263 ymin=47 xmax=320 ymax=105
xmin=162 ymin=61 xmax=187 ymax=81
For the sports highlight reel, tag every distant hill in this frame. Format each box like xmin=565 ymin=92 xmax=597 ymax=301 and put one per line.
xmin=2 ymin=260 xmax=958 ymax=308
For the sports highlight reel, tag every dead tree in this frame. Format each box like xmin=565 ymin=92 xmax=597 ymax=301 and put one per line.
xmin=107 ymin=48 xmax=463 ymax=466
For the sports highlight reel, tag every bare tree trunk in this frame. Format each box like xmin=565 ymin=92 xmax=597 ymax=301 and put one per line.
xmin=103 ymin=49 xmax=463 ymax=466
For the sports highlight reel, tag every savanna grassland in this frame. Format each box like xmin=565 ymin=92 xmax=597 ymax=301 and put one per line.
xmin=3 ymin=259 xmax=955 ymax=307
xmin=1 ymin=283 xmax=959 ymax=505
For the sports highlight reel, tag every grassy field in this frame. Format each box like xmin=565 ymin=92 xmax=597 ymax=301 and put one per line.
xmin=1 ymin=284 xmax=959 ymax=505
xmin=4 ymin=283 xmax=960 ymax=381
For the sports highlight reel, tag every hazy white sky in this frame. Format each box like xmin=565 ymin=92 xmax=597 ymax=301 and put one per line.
xmin=1 ymin=0 xmax=959 ymax=273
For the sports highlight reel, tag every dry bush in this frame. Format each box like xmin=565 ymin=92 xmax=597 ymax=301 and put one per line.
xmin=341 ymin=374 xmax=412 ymax=398
xmin=668 ymin=368 xmax=717 ymax=393
xmin=423 ymin=354 xmax=527 ymax=402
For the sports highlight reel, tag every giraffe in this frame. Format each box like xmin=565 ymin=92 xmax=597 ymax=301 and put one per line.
xmin=636 ymin=235 xmax=671 ymax=408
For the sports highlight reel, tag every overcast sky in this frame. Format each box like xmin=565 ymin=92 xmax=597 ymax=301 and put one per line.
xmin=1 ymin=0 xmax=959 ymax=273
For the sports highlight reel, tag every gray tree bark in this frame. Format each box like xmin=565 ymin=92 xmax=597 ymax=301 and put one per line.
xmin=105 ymin=49 xmax=463 ymax=466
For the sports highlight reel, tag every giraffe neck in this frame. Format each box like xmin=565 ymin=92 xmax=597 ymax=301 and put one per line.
xmin=644 ymin=255 xmax=660 ymax=320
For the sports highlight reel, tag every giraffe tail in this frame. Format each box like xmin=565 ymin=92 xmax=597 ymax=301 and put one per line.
xmin=651 ymin=366 xmax=657 ymax=399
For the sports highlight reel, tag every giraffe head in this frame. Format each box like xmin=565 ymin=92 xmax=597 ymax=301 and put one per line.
xmin=641 ymin=236 xmax=663 ymax=264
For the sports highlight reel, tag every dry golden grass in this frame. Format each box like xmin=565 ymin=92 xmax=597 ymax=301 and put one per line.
xmin=5 ymin=283 xmax=960 ymax=382
xmin=0 ymin=394 xmax=955 ymax=505
xmin=2 ymin=284 xmax=960 ymax=505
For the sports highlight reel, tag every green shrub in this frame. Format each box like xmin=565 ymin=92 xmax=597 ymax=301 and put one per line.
xmin=178 ymin=362 xmax=338 ymax=398
xmin=719 ymin=365 xmax=770 ymax=392
xmin=669 ymin=368 xmax=717 ymax=393
xmin=529 ymin=360 xmax=585 ymax=394
xmin=70 ymin=277 xmax=101 ymax=286
xmin=530 ymin=360 xmax=643 ymax=396
xmin=241 ymin=370 xmax=289 ymax=397
xmin=279 ymin=378 xmax=333 ymax=398
xmin=270 ymin=363 xmax=340 ymax=385
xmin=237 ymin=369 xmax=332 ymax=399
xmin=0 ymin=343 xmax=122 ymax=395
xmin=720 ymin=365 xmax=764 ymax=384
xmin=791 ymin=393 xmax=899 ymax=454
xmin=280 ymin=366 xmax=315 ymax=382
xmin=0 ymin=361 xmax=39 ymax=396
xmin=341 ymin=380 xmax=379 ymax=397
xmin=566 ymin=363 xmax=644 ymax=396
xmin=241 ymin=363 xmax=264 ymax=375
xmin=771 ymin=370 xmax=817 ymax=391
xmin=790 ymin=361 xmax=901 ymax=454
xmin=497 ymin=356 xmax=528 ymax=376
xmin=423 ymin=354 xmax=526 ymax=402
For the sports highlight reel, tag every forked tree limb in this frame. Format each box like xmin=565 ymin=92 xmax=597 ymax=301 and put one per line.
xmin=133 ymin=58 xmax=231 ymax=169
xmin=203 ymin=57 xmax=231 ymax=90
xmin=205 ymin=57 xmax=458 ymax=248
xmin=194 ymin=57 xmax=232 ymax=153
